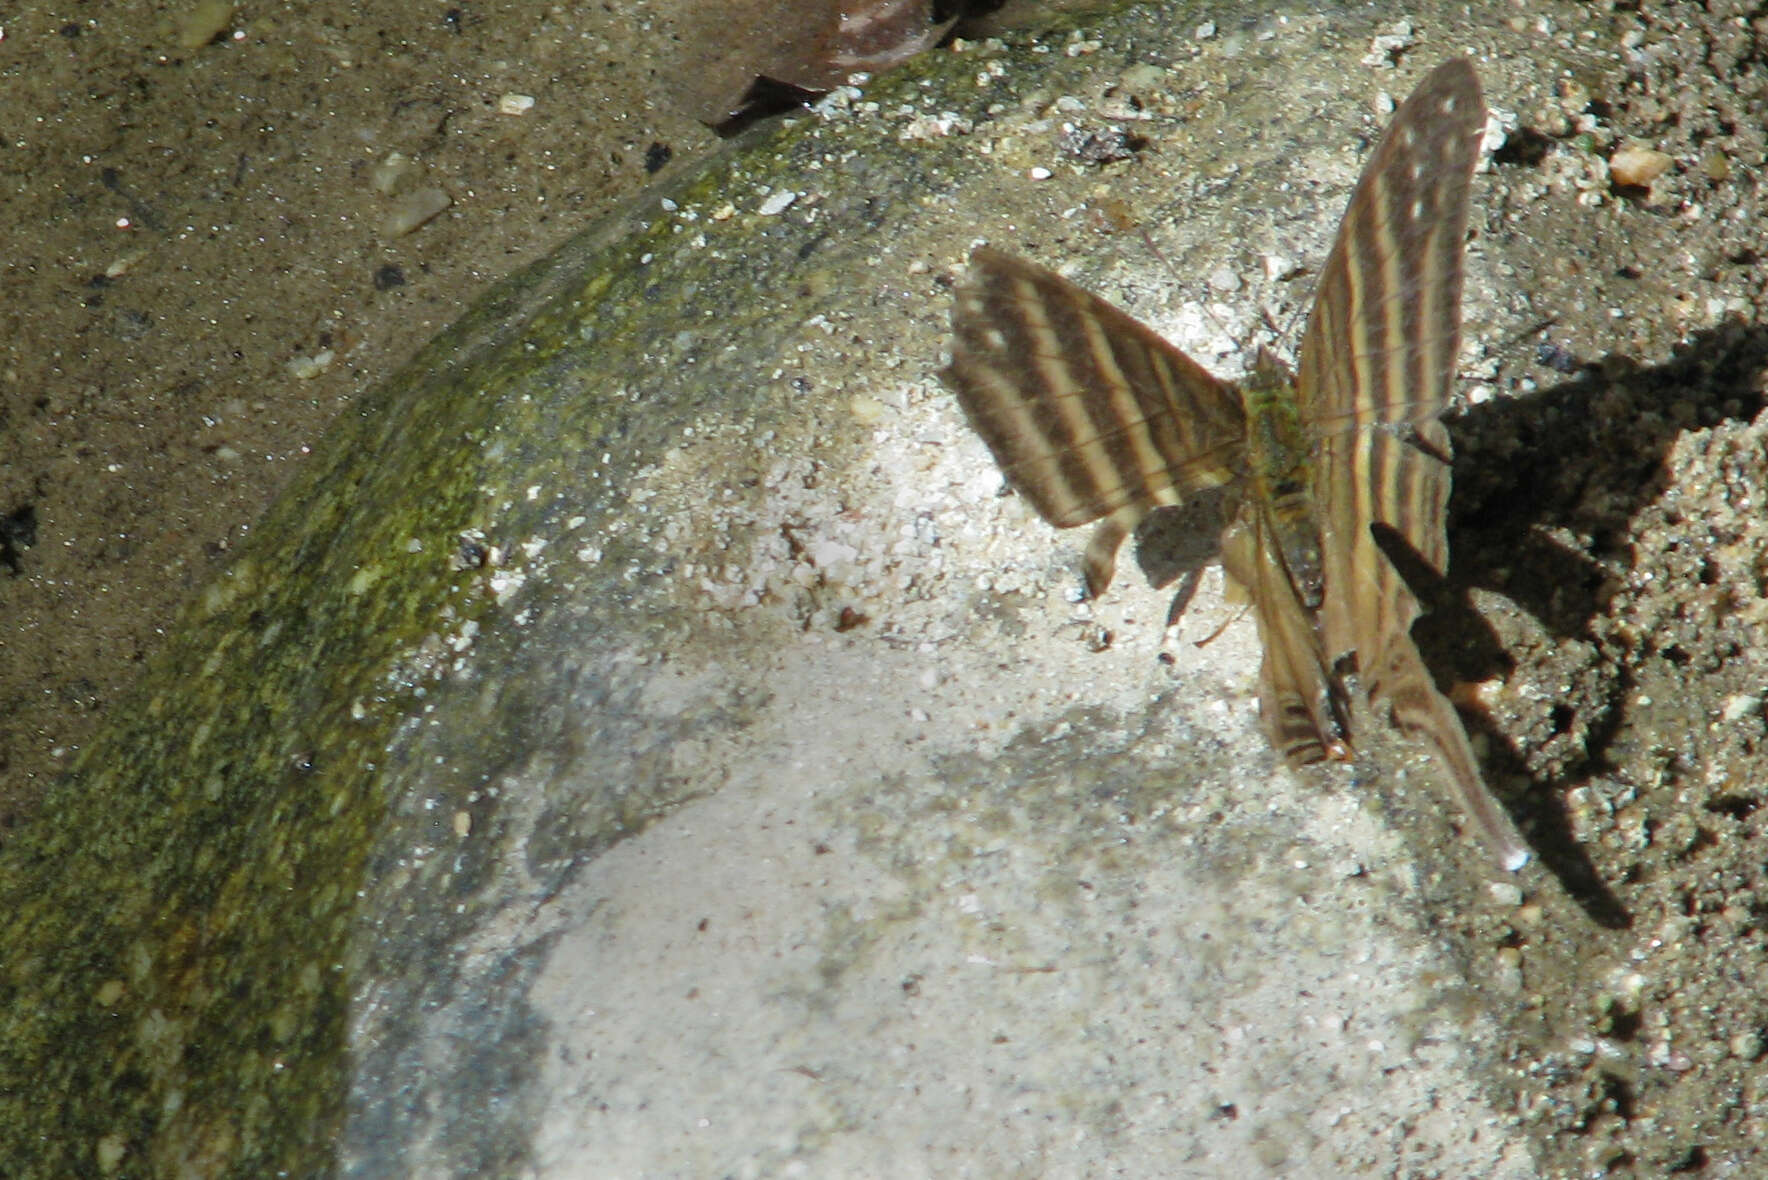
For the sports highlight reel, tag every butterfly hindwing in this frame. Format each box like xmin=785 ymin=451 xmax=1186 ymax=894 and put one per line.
xmin=1219 ymin=510 xmax=1349 ymax=766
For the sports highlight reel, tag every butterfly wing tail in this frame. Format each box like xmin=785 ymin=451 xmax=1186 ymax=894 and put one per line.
xmin=1081 ymin=510 xmax=1134 ymax=598
xmin=1321 ymin=468 xmax=1530 ymax=871
xmin=1365 ymin=634 xmax=1532 ymax=871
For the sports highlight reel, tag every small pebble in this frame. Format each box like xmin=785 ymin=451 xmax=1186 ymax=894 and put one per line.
xmin=286 ymin=349 xmax=335 ymax=380
xmin=1487 ymin=881 xmax=1525 ymax=908
xmin=758 ymin=190 xmax=798 ymax=216
xmin=849 ymin=394 xmax=887 ymax=425
xmin=1610 ymin=145 xmax=1673 ymax=187
xmin=1493 ymin=946 xmax=1524 ymax=992
xmin=1207 ymin=266 xmax=1240 ymax=293
xmin=383 ymin=187 xmax=452 ymax=236
xmin=369 ymin=152 xmax=418 ymax=196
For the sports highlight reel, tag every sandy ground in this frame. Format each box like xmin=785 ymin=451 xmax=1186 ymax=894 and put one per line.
xmin=0 ymin=0 xmax=737 ymax=819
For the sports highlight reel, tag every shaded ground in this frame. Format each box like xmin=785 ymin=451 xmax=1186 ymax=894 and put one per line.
xmin=0 ymin=0 xmax=732 ymax=816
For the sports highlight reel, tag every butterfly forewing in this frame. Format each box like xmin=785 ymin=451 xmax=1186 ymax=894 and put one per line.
xmin=1301 ymin=58 xmax=1530 ymax=870
xmin=944 ymin=248 xmax=1248 ymax=593
xmin=1301 ymin=57 xmax=1482 ymax=584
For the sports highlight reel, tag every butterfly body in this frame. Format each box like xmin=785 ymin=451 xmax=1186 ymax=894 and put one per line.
xmin=1239 ymin=351 xmax=1326 ymax=609
xmin=942 ymin=58 xmax=1531 ymax=871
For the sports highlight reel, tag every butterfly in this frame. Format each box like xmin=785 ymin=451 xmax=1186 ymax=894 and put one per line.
xmin=941 ymin=58 xmax=1530 ymax=871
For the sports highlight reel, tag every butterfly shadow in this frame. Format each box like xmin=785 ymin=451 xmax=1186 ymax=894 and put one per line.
xmin=1133 ymin=489 xmax=1234 ymax=624
xmin=1129 ymin=319 xmax=1768 ymax=928
xmin=1417 ymin=316 xmax=1768 ymax=927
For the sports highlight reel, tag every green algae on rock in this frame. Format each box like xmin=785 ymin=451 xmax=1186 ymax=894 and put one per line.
xmin=0 ymin=16 xmax=1123 ymax=1176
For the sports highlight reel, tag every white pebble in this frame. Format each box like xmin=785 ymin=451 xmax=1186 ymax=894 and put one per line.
xmin=758 ymin=190 xmax=798 ymax=216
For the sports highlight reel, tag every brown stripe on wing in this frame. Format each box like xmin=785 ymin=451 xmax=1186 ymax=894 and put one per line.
xmin=943 ymin=248 xmax=1249 ymax=597
xmin=1304 ymin=59 xmax=1479 ymax=563
xmin=1220 ymin=507 xmax=1349 ymax=765
xmin=1299 ymin=59 xmax=1530 ymax=869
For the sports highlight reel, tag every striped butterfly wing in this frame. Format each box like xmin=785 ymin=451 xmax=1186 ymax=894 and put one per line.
xmin=1299 ymin=58 xmax=1530 ymax=869
xmin=943 ymin=247 xmax=1248 ymax=597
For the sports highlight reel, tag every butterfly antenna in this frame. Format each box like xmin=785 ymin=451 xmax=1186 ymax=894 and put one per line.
xmin=1135 ymin=222 xmax=1176 ymax=276
xmin=1097 ymin=201 xmax=1247 ymax=358
xmin=1258 ymin=305 xmax=1288 ymax=342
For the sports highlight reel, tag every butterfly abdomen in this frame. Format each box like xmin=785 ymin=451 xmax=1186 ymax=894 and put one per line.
xmin=1241 ymin=366 xmax=1326 ymax=609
